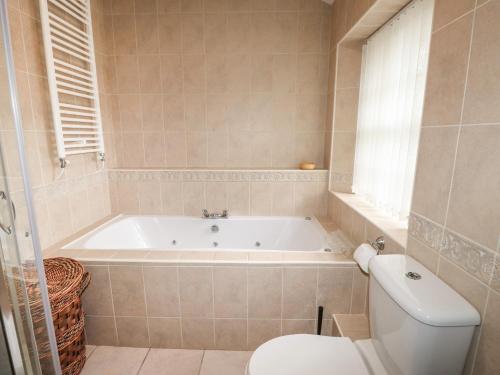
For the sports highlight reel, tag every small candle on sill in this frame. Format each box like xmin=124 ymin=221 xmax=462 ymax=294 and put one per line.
xmin=299 ymin=162 xmax=316 ymax=170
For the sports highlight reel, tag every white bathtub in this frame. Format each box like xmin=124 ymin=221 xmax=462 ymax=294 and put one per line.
xmin=63 ymin=215 xmax=334 ymax=252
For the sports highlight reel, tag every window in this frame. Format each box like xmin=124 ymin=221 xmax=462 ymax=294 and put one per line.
xmin=353 ymin=0 xmax=434 ymax=221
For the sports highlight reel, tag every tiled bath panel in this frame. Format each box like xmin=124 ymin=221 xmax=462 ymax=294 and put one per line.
xmin=82 ymin=263 xmax=368 ymax=350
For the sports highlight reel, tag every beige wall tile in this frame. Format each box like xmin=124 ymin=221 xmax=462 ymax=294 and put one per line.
xmin=115 ymin=55 xmax=140 ymax=93
xmin=446 ymin=125 xmax=500 ymax=250
xmin=112 ymin=0 xmax=134 ymax=14
xmin=283 ymin=267 xmax=317 ymax=319
xmin=82 ymin=265 xmax=114 ymax=316
xmin=20 ymin=15 xmax=44 ymax=76
xmin=271 ymin=182 xmax=294 ymax=215
xmin=406 ymin=236 xmax=439 ymax=274
xmin=158 ymin=0 xmax=182 ymax=13
xmin=213 ymin=267 xmax=247 ymax=318
xmin=438 ymin=258 xmax=488 ymax=317
xmin=248 ymin=267 xmax=282 ymax=319
xmin=474 ymin=291 xmax=500 ymax=374
xmin=205 ymin=181 xmax=227 ymax=211
xmin=334 ymin=88 xmax=359 ymax=131
xmin=182 ymin=182 xmax=205 ymax=216
xmin=135 ymin=0 xmax=157 ymax=14
xmin=182 ymin=14 xmax=204 ymax=54
xmin=143 ymin=267 xmax=180 ymax=317
xmin=116 ymin=316 xmax=149 ymax=347
xmin=136 ymin=15 xmax=159 ymax=54
xmin=161 ymin=55 xmax=183 ymax=94
xmin=159 ymin=14 xmax=182 ymax=53
xmin=350 ymin=267 xmax=368 ymax=314
xmin=113 ymin=15 xmax=137 ymax=55
xmin=340 ymin=201 xmax=353 ymax=237
xmin=350 ymin=211 xmax=365 ymax=247
xmin=432 ymin=0 xmax=475 ymax=31
xmin=317 ymin=267 xmax=353 ymax=316
xmin=462 ymin=1 xmax=500 ymax=124
xmin=109 ymin=266 xmax=146 ymax=316
xmin=247 ymin=319 xmax=281 ymax=350
xmin=422 ymin=14 xmax=473 ymax=126
xmin=179 ymin=267 xmax=214 ymax=318
xmin=336 ymin=42 xmax=362 ymax=89
xmin=148 ymin=318 xmax=182 ymax=348
xmin=106 ymin=2 xmax=331 ymax=169
xmin=331 ymin=131 xmax=356 ymax=174
xmin=214 ymin=319 xmax=247 ymax=350
xmin=250 ymin=182 xmax=272 ymax=215
xmin=138 ymin=55 xmax=162 ymax=94
xmin=181 ymin=318 xmax=215 ymax=349
xmin=186 ymin=131 xmax=208 ymax=167
xmin=138 ymin=180 xmax=163 ymax=214
xmin=411 ymin=126 xmax=459 ymax=225
xmin=226 ymin=182 xmax=250 ymax=215
xmin=85 ymin=316 xmax=118 ymax=346
xmin=491 ymin=260 xmax=500 ymax=294
xmin=298 ymin=12 xmax=322 ymax=53
xmin=283 ymin=319 xmax=315 ymax=335
xmin=165 ymin=131 xmax=188 ymax=167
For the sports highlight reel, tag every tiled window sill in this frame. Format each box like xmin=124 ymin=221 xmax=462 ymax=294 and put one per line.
xmin=332 ymin=192 xmax=408 ymax=249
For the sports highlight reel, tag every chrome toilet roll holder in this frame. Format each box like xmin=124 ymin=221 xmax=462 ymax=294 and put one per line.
xmin=370 ymin=236 xmax=385 ymax=254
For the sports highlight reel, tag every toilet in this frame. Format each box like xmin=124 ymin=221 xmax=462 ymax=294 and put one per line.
xmin=247 ymin=255 xmax=480 ymax=375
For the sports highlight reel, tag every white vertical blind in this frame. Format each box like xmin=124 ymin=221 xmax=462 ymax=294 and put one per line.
xmin=353 ymin=0 xmax=434 ymax=221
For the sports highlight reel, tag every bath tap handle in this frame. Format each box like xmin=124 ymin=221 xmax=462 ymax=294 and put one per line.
xmin=202 ymin=209 xmax=210 ymax=218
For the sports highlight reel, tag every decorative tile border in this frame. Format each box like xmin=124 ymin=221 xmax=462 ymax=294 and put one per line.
xmin=330 ymin=172 xmax=352 ymax=185
xmin=408 ymin=213 xmax=443 ymax=251
xmin=440 ymin=230 xmax=496 ymax=285
xmin=491 ymin=258 xmax=500 ymax=293
xmin=108 ymin=169 xmax=329 ymax=183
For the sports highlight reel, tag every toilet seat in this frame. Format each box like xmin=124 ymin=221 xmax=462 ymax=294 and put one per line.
xmin=247 ymin=334 xmax=371 ymax=375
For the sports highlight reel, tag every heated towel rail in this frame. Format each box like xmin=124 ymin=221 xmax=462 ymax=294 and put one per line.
xmin=39 ymin=0 xmax=104 ymax=168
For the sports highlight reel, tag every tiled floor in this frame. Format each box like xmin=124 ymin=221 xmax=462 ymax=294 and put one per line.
xmin=81 ymin=346 xmax=252 ymax=375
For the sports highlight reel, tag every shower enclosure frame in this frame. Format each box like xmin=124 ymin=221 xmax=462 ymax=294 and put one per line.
xmin=0 ymin=0 xmax=62 ymax=373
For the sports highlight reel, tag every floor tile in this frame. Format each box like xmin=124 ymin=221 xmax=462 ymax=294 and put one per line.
xmin=81 ymin=346 xmax=149 ymax=375
xmin=138 ymin=349 xmax=204 ymax=375
xmin=199 ymin=351 xmax=252 ymax=375
xmin=85 ymin=345 xmax=97 ymax=358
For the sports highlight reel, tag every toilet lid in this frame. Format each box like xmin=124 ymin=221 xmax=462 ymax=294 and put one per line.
xmin=247 ymin=334 xmax=370 ymax=375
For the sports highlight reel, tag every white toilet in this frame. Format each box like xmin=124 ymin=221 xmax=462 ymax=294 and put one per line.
xmin=247 ymin=255 xmax=480 ymax=375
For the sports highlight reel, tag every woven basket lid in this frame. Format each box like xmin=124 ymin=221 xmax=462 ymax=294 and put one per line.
xmin=43 ymin=257 xmax=85 ymax=303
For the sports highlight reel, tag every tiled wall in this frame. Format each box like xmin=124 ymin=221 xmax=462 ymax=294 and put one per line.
xmin=108 ymin=169 xmax=328 ymax=217
xmin=2 ymin=0 xmax=111 ymax=251
xmin=327 ymin=193 xmax=406 ymax=255
xmin=325 ymin=0 xmax=407 ymax=189
xmin=102 ymin=0 xmax=332 ymax=169
xmin=82 ymin=262 xmax=368 ymax=349
xmin=407 ymin=1 xmax=500 ymax=374
xmin=323 ymin=0 xmax=378 ymax=169
xmin=325 ymin=0 xmax=500 ymax=374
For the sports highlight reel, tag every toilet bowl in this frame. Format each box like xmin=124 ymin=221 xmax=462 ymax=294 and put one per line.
xmin=247 ymin=334 xmax=372 ymax=375
xmin=247 ymin=255 xmax=480 ymax=375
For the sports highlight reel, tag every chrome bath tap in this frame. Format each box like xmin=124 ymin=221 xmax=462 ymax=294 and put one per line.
xmin=202 ymin=209 xmax=229 ymax=219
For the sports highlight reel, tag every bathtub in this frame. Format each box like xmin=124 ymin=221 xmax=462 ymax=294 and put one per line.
xmin=63 ymin=215 xmax=335 ymax=252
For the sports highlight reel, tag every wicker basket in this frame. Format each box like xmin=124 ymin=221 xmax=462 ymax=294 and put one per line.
xmin=38 ymin=257 xmax=90 ymax=375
